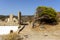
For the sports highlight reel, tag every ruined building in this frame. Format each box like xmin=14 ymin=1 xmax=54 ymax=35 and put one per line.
xmin=0 ymin=12 xmax=21 ymax=26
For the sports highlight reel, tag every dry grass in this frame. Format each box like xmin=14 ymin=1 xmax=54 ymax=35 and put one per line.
xmin=2 ymin=32 xmax=23 ymax=40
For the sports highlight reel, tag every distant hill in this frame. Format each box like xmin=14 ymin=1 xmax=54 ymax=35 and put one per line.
xmin=0 ymin=15 xmax=9 ymax=21
xmin=0 ymin=15 xmax=34 ymax=22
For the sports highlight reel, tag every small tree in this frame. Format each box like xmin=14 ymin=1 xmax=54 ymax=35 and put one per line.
xmin=35 ymin=6 xmax=58 ymax=25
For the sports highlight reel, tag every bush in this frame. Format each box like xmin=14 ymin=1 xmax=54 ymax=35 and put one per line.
xmin=35 ymin=6 xmax=58 ymax=25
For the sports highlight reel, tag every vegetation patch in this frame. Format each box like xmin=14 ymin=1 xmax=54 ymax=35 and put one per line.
xmin=35 ymin=6 xmax=58 ymax=25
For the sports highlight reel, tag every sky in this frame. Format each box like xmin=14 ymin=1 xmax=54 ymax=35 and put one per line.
xmin=0 ymin=0 xmax=60 ymax=15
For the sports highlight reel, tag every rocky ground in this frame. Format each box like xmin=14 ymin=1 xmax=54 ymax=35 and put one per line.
xmin=19 ymin=22 xmax=60 ymax=40
xmin=1 ymin=22 xmax=60 ymax=40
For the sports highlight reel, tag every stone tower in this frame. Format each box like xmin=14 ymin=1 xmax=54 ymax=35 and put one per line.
xmin=7 ymin=14 xmax=14 ymax=26
xmin=18 ymin=11 xmax=21 ymax=25
xmin=9 ymin=14 xmax=13 ymax=22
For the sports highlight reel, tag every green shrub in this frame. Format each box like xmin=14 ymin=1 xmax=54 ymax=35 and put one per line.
xmin=35 ymin=6 xmax=58 ymax=25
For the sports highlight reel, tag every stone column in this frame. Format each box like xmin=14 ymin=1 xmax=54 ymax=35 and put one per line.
xmin=18 ymin=11 xmax=22 ymax=33
xmin=18 ymin=11 xmax=21 ymax=25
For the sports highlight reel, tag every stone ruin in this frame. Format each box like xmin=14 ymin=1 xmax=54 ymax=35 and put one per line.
xmin=0 ymin=11 xmax=22 ymax=26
